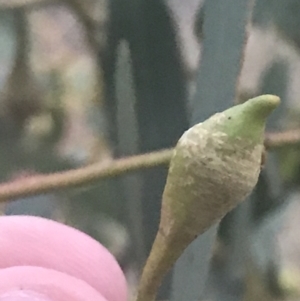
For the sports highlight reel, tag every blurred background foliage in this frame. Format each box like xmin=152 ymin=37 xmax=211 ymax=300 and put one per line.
xmin=1 ymin=0 xmax=300 ymax=300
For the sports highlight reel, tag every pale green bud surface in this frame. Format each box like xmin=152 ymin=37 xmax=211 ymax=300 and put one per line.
xmin=136 ymin=95 xmax=280 ymax=301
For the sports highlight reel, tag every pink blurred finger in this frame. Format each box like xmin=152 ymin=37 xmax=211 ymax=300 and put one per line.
xmin=0 ymin=266 xmax=107 ymax=301
xmin=0 ymin=215 xmax=128 ymax=301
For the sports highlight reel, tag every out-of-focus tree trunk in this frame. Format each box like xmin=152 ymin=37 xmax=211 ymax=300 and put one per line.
xmin=101 ymin=0 xmax=189 ymax=298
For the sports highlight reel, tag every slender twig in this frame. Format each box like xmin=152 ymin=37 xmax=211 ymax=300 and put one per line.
xmin=265 ymin=129 xmax=300 ymax=149
xmin=0 ymin=0 xmax=54 ymax=10
xmin=0 ymin=129 xmax=299 ymax=202
xmin=0 ymin=149 xmax=173 ymax=202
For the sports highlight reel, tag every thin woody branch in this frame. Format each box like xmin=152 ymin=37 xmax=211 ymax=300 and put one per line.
xmin=0 ymin=129 xmax=299 ymax=202
xmin=0 ymin=149 xmax=173 ymax=202
xmin=0 ymin=0 xmax=54 ymax=10
xmin=265 ymin=129 xmax=300 ymax=149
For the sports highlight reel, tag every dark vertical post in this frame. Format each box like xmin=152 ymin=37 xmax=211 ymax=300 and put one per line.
xmin=101 ymin=0 xmax=189 ymax=297
xmin=127 ymin=0 xmax=189 ymax=298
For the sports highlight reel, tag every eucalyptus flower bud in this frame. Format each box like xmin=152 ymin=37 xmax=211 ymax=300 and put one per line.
xmin=136 ymin=95 xmax=280 ymax=301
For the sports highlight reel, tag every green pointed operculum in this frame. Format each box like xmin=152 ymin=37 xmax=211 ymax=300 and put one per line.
xmin=134 ymin=94 xmax=280 ymax=301
xmin=202 ymin=94 xmax=280 ymax=144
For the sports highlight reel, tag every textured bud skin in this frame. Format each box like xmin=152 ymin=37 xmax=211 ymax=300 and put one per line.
xmin=136 ymin=95 xmax=280 ymax=301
